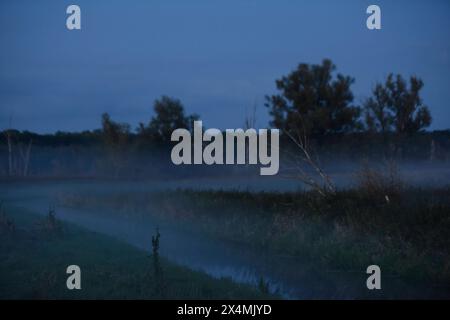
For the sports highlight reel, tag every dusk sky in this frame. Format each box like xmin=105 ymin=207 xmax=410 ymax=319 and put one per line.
xmin=1 ymin=0 xmax=449 ymax=133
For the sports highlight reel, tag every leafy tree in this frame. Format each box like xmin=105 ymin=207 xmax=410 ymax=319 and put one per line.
xmin=364 ymin=74 xmax=432 ymax=134
xmin=265 ymin=59 xmax=361 ymax=137
xmin=364 ymin=83 xmax=393 ymax=133
xmin=143 ymin=96 xmax=199 ymax=143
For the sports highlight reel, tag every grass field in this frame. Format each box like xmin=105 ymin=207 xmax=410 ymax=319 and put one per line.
xmin=0 ymin=205 xmax=275 ymax=299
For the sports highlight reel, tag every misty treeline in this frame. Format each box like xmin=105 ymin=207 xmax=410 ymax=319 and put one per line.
xmin=1 ymin=59 xmax=450 ymax=178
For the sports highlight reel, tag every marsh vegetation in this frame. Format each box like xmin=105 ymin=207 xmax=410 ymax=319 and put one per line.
xmin=1 ymin=59 xmax=450 ymax=299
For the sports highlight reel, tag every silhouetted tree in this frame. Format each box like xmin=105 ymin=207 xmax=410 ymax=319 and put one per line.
xmin=364 ymin=83 xmax=393 ymax=134
xmin=101 ymin=113 xmax=130 ymax=176
xmin=365 ymin=74 xmax=432 ymax=134
xmin=142 ymin=96 xmax=199 ymax=143
xmin=102 ymin=113 xmax=130 ymax=146
xmin=265 ymin=59 xmax=361 ymax=137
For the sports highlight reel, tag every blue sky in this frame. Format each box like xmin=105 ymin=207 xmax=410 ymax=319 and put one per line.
xmin=1 ymin=0 xmax=449 ymax=133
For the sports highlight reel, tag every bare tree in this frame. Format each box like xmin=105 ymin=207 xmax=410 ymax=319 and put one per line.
xmin=281 ymin=121 xmax=336 ymax=196
xmin=18 ymin=139 xmax=32 ymax=177
xmin=242 ymin=102 xmax=258 ymax=170
xmin=244 ymin=101 xmax=257 ymax=130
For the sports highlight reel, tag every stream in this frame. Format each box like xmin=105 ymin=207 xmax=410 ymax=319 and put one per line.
xmin=2 ymin=179 xmax=449 ymax=299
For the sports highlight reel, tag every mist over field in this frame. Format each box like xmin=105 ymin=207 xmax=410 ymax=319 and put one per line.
xmin=1 ymin=0 xmax=450 ymax=301
xmin=2 ymin=133 xmax=450 ymax=299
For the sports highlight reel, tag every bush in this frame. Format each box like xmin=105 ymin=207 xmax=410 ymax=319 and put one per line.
xmin=355 ymin=160 xmax=404 ymax=201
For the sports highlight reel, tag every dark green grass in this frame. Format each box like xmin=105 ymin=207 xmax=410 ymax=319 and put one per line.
xmin=60 ymin=187 xmax=450 ymax=284
xmin=0 ymin=206 xmax=275 ymax=299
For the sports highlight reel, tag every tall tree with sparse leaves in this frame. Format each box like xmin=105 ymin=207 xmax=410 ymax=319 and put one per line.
xmin=364 ymin=74 xmax=432 ymax=134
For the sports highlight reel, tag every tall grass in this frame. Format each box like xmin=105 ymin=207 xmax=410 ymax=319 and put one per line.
xmin=58 ymin=184 xmax=450 ymax=283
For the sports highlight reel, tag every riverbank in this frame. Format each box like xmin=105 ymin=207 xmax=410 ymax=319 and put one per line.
xmin=0 ymin=205 xmax=275 ymax=299
xmin=60 ymin=185 xmax=450 ymax=287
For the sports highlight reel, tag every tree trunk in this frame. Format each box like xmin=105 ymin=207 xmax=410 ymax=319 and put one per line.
xmin=5 ymin=131 xmax=12 ymax=176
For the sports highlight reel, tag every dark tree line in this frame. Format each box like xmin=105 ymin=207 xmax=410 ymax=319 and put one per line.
xmin=99 ymin=59 xmax=433 ymax=151
xmin=100 ymin=95 xmax=199 ymax=148
xmin=265 ymin=59 xmax=432 ymax=139
xmin=1 ymin=59 xmax=448 ymax=178
xmin=1 ymin=59 xmax=436 ymax=151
